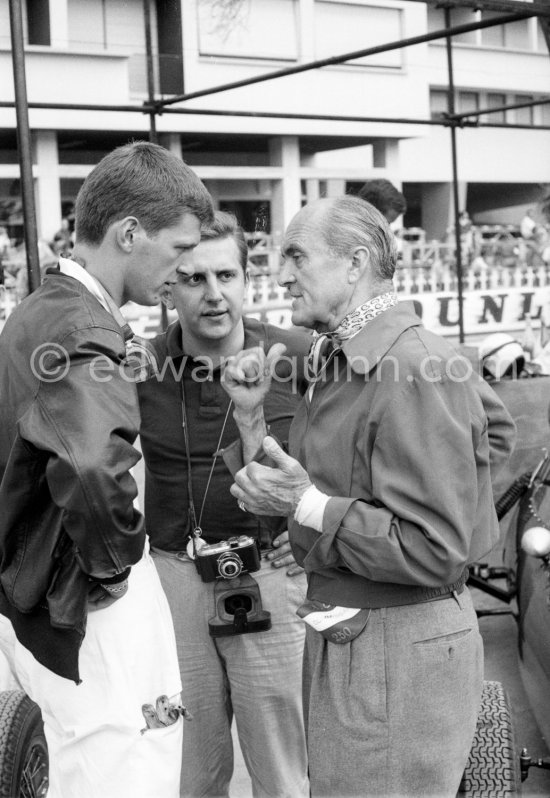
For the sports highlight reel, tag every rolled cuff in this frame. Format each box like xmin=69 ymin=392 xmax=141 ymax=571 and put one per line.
xmin=294 ymin=485 xmax=331 ymax=531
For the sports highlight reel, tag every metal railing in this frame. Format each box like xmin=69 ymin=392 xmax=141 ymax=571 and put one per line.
xmin=1 ymin=242 xmax=549 ymax=330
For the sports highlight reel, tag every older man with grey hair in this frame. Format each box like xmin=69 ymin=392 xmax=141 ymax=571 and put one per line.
xmin=221 ymin=195 xmax=515 ymax=797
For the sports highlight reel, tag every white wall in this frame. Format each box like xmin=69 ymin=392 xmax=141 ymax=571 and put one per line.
xmin=0 ymin=48 xmax=130 ymax=104
xmin=181 ymin=0 xmax=428 ymax=140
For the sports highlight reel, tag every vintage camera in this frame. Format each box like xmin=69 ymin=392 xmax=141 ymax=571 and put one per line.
xmin=208 ymin=574 xmax=271 ymax=637
xmin=194 ymin=535 xmax=261 ymax=583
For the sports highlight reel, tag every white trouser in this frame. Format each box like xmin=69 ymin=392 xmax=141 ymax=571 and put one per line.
xmin=13 ymin=546 xmax=183 ymax=798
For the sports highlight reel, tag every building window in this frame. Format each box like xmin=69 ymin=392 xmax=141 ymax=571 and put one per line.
xmin=514 ymin=95 xmax=534 ymax=125
xmin=427 ymin=6 xmax=477 ymax=44
xmin=156 ymin=0 xmax=184 ymax=95
xmin=67 ymin=0 xmax=154 ymax=95
xmin=458 ymin=91 xmax=478 ymax=116
xmin=26 ymin=0 xmax=51 ymax=45
xmin=431 ymin=88 xmax=547 ymax=127
xmin=480 ymin=11 xmax=505 ymax=47
xmin=480 ymin=10 xmax=530 ymax=49
xmin=430 ymin=89 xmax=449 ymax=120
xmin=314 ymin=2 xmax=403 ymax=68
xmin=486 ymin=93 xmax=506 ymax=124
xmin=505 ymin=18 xmax=531 ymax=50
xmin=197 ymin=0 xmax=298 ymax=61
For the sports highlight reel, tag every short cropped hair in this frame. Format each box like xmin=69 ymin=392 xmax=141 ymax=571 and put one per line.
xmin=199 ymin=211 xmax=248 ymax=273
xmin=358 ymin=179 xmax=407 ymax=223
xmin=319 ymin=195 xmax=398 ymax=280
xmin=75 ymin=141 xmax=213 ymax=245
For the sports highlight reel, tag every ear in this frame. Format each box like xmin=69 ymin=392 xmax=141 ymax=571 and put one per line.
xmin=348 ymin=247 xmax=370 ymax=284
xmin=115 ymin=217 xmax=140 ymax=253
xmin=160 ymin=289 xmax=175 ymax=311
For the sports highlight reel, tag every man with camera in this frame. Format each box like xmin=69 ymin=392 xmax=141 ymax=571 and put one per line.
xmin=137 ymin=211 xmax=310 ymax=798
xmin=223 ymin=196 xmax=516 ymax=797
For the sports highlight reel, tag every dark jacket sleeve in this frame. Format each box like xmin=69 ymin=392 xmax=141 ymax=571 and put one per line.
xmin=18 ymin=326 xmax=145 ymax=580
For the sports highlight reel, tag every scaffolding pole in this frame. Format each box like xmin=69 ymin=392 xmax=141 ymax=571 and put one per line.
xmin=158 ymin=11 xmax=536 ymax=107
xmin=143 ymin=0 xmax=169 ymax=331
xmin=143 ymin=0 xmax=158 ymax=145
xmin=445 ymin=7 xmax=466 ymax=345
xmin=2 ymin=99 xmax=550 ymax=130
xmin=8 ymin=0 xmax=40 ymax=293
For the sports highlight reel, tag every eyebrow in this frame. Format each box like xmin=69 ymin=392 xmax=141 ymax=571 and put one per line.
xmin=184 ymin=265 xmax=240 ymax=277
xmin=281 ymin=242 xmax=302 ymax=258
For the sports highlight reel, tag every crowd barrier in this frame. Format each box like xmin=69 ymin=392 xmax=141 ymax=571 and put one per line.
xmin=1 ymin=263 xmax=550 ymax=341
xmin=243 ymin=264 xmax=550 ymax=338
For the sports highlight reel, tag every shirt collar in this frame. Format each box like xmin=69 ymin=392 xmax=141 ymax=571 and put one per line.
xmin=341 ymin=300 xmax=423 ymax=374
xmin=166 ymin=316 xmax=259 ymax=361
xmin=58 ymin=257 xmax=133 ymax=341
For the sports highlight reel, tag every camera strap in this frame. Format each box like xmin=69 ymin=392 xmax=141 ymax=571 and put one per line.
xmin=180 ymin=375 xmax=233 ymax=559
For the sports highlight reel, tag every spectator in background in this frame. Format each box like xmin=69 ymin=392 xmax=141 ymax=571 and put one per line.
xmin=458 ymin=210 xmax=479 ymax=261
xmin=358 ymin=178 xmax=407 ymax=224
xmin=0 ymin=226 xmax=10 ymax=285
xmin=0 ymin=226 xmax=10 ymax=257
xmin=51 ymin=216 xmax=75 ymax=258
xmin=520 ymin=209 xmax=537 ymax=240
xmin=3 ymin=238 xmax=58 ymax=301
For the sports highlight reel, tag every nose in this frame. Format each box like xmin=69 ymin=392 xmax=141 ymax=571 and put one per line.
xmin=175 ymin=250 xmax=194 ymax=274
xmin=278 ymin=258 xmax=295 ymax=288
xmin=204 ymin=275 xmax=223 ymax=302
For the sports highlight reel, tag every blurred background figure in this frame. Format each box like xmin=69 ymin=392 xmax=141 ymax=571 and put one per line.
xmin=357 ymin=178 xmax=407 ymax=224
xmin=479 ymin=333 xmax=526 ymax=381
xmin=520 ymin=209 xmax=537 ymax=240
xmin=0 ymin=227 xmax=10 ymax=286
xmin=2 ymin=237 xmax=57 ymax=301
xmin=51 ymin=211 xmax=75 ymax=258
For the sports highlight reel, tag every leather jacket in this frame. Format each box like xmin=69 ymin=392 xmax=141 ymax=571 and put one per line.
xmin=0 ymin=270 xmax=145 ymax=681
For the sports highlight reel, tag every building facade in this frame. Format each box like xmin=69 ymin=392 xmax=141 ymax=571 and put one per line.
xmin=1 ymin=0 xmax=549 ymax=245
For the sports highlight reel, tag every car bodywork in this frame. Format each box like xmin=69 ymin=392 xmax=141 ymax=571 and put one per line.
xmin=476 ymin=376 xmax=550 ymax=780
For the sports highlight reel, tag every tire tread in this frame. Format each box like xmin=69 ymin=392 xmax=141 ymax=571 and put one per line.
xmin=459 ymin=680 xmax=521 ymax=797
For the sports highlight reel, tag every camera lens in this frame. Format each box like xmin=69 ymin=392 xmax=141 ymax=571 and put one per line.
xmin=224 ymin=594 xmax=253 ymax=615
xmin=217 ymin=552 xmax=243 ymax=579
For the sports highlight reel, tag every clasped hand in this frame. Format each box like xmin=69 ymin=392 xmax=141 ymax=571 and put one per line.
xmin=222 ymin=343 xmax=287 ymax=413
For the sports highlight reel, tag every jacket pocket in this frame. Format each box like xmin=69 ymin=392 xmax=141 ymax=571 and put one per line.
xmin=46 ymin=541 xmax=88 ymax=633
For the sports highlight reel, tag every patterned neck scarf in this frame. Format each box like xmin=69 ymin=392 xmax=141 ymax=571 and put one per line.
xmin=307 ymin=291 xmax=398 ymax=377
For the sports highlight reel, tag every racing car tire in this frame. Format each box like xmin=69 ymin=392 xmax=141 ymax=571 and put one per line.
xmin=458 ymin=679 xmax=521 ymax=797
xmin=0 ymin=690 xmax=48 ymax=798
